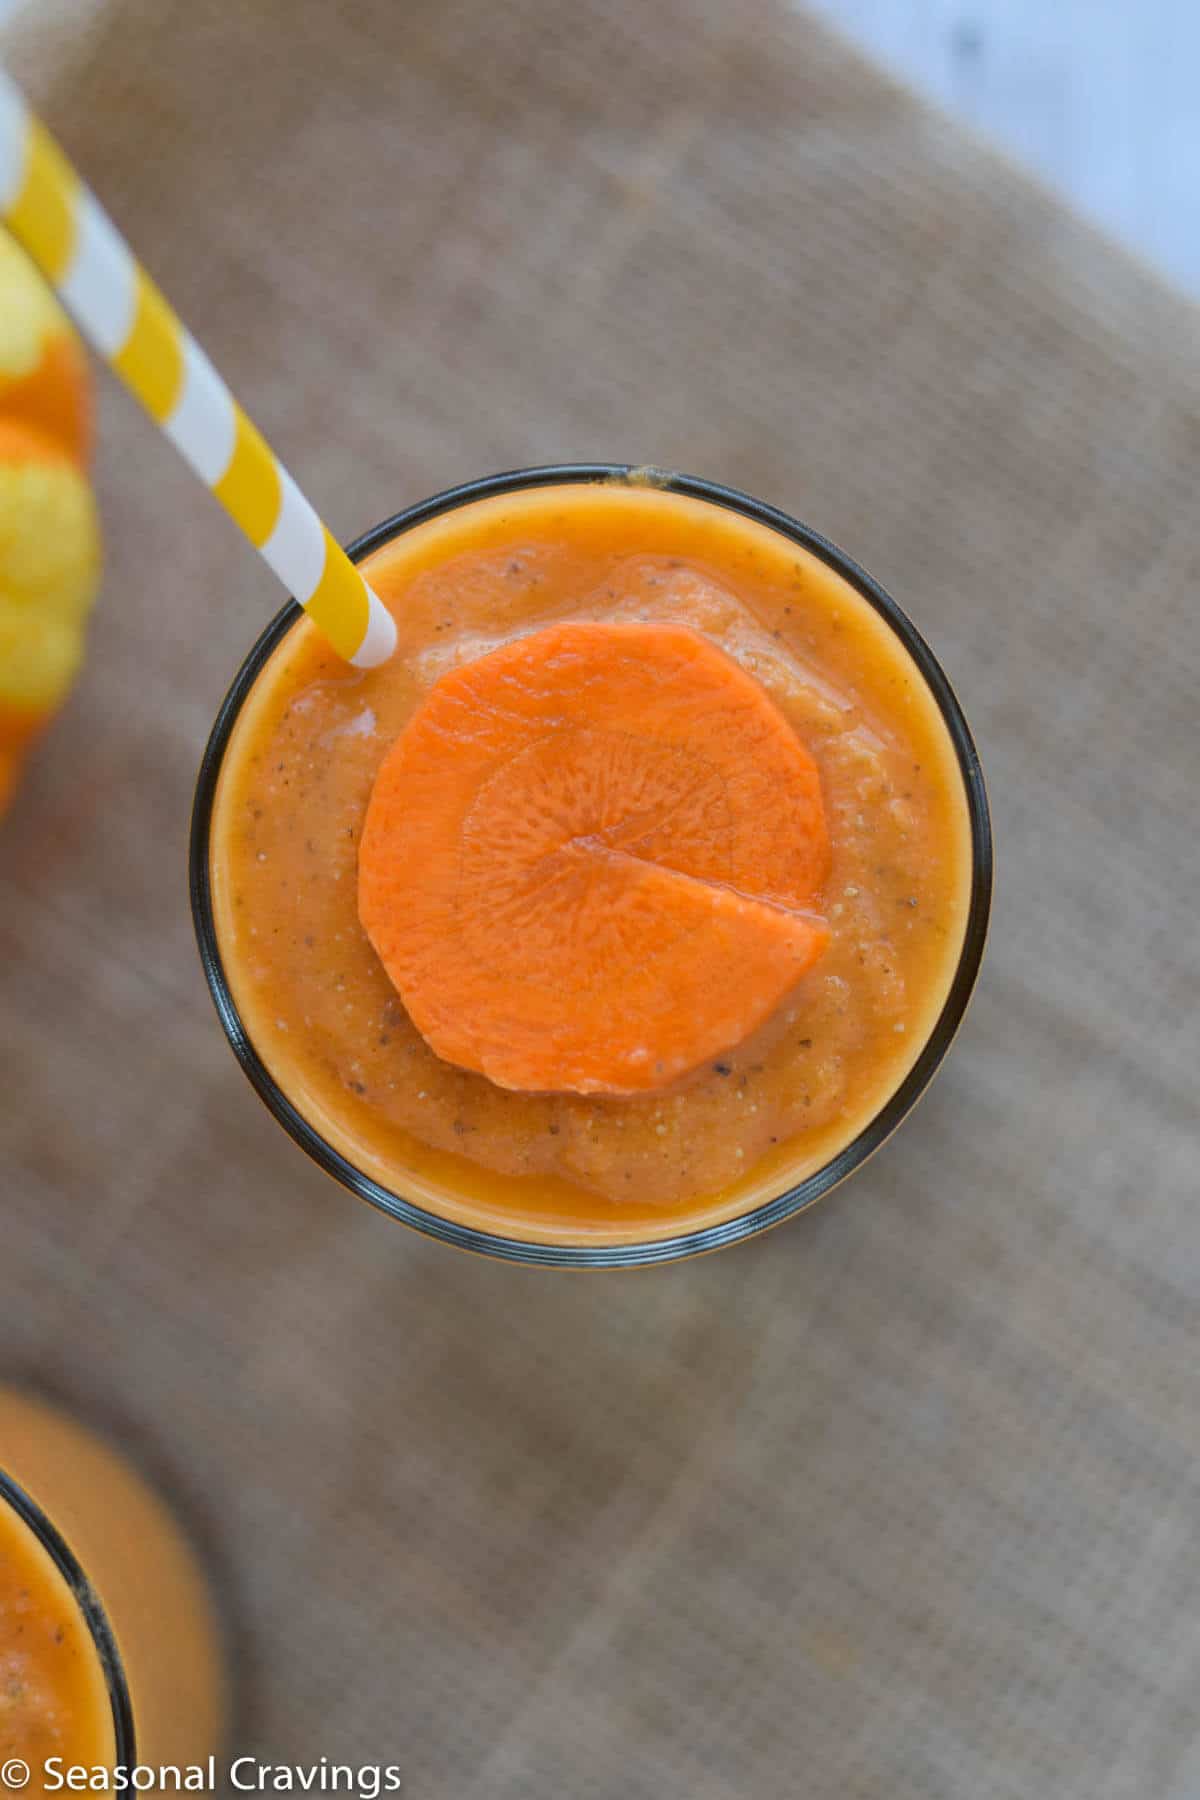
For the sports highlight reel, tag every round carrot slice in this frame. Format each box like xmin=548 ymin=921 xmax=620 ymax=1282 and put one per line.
xmin=359 ymin=621 xmax=830 ymax=1094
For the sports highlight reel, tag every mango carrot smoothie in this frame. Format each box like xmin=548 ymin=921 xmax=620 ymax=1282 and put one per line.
xmin=0 ymin=1487 xmax=116 ymax=1784
xmin=0 ymin=1389 xmax=227 ymax=1785
xmin=196 ymin=469 xmax=990 ymax=1264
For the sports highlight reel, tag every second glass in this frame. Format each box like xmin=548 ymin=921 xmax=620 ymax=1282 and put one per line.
xmin=0 ymin=1387 xmax=227 ymax=1788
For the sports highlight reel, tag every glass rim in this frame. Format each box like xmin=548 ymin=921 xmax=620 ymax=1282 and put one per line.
xmin=190 ymin=463 xmax=993 ymax=1269
xmin=0 ymin=1468 xmax=137 ymax=1765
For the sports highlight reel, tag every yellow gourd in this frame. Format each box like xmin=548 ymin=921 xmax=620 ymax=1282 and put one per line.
xmin=0 ymin=231 xmax=99 ymax=814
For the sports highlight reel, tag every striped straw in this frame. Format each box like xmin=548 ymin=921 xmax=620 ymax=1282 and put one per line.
xmin=0 ymin=69 xmax=396 ymax=669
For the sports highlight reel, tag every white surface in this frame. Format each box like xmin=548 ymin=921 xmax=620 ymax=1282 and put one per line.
xmin=806 ymin=0 xmax=1200 ymax=296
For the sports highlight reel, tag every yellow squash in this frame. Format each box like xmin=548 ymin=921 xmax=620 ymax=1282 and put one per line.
xmin=0 ymin=231 xmax=99 ymax=814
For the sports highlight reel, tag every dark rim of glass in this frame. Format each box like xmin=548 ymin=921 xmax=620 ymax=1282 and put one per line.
xmin=0 ymin=1469 xmax=137 ymax=1763
xmin=191 ymin=464 xmax=993 ymax=1269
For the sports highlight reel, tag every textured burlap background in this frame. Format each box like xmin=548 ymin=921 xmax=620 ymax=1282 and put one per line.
xmin=3 ymin=2 xmax=1198 ymax=1794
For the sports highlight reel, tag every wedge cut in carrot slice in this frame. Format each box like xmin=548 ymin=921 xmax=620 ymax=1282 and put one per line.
xmin=359 ymin=621 xmax=830 ymax=1094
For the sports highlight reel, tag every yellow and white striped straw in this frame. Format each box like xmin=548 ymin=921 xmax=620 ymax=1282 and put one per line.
xmin=0 ymin=68 xmax=396 ymax=669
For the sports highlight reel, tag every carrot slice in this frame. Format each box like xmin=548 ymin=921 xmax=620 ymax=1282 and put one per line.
xmin=359 ymin=621 xmax=830 ymax=1094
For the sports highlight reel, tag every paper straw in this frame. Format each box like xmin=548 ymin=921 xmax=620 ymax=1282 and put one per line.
xmin=0 ymin=68 xmax=395 ymax=669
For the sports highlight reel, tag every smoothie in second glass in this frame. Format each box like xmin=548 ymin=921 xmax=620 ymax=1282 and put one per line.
xmin=198 ymin=471 xmax=988 ymax=1261
xmin=0 ymin=1485 xmax=116 ymax=1782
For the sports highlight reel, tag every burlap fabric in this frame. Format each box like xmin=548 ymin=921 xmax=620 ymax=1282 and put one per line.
xmin=3 ymin=2 xmax=1197 ymax=1794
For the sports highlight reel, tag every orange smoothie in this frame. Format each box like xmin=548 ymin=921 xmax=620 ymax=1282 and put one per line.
xmin=199 ymin=472 xmax=988 ymax=1259
xmin=0 ymin=1390 xmax=227 ymax=1786
xmin=0 ymin=1493 xmax=115 ymax=1781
